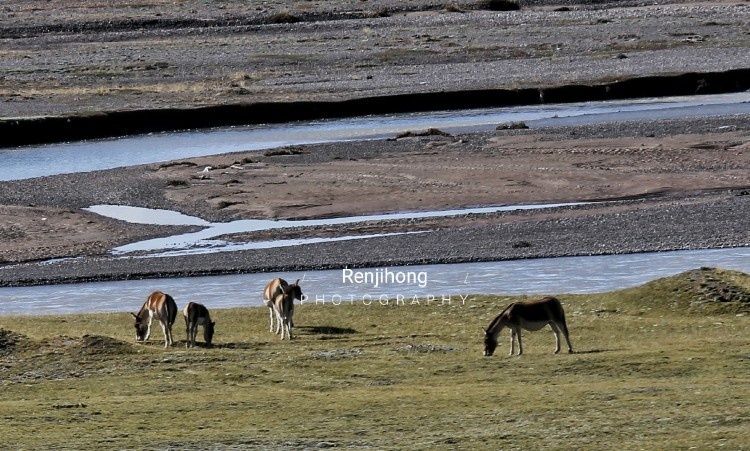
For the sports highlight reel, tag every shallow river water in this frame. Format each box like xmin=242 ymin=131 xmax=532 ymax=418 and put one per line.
xmin=2 ymin=246 xmax=749 ymax=316
xmin=85 ymin=202 xmax=585 ymax=256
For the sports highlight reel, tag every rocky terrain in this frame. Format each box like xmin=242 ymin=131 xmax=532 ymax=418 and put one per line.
xmin=2 ymin=0 xmax=749 ymax=143
xmin=0 ymin=0 xmax=749 ymax=286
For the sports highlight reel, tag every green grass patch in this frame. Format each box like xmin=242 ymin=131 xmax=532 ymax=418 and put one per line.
xmin=1 ymin=268 xmax=749 ymax=449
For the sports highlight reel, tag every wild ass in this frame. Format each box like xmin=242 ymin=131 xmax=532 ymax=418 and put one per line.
xmin=262 ymin=278 xmax=302 ymax=334
xmin=483 ymin=296 xmax=573 ymax=356
xmin=132 ymin=291 xmax=178 ymax=348
xmin=183 ymin=302 xmax=215 ymax=348
xmin=272 ymin=284 xmax=295 ymax=340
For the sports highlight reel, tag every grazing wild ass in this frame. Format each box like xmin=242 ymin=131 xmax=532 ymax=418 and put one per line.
xmin=132 ymin=291 xmax=178 ymax=348
xmin=183 ymin=302 xmax=215 ymax=348
xmin=483 ymin=296 xmax=573 ymax=356
xmin=272 ymin=284 xmax=295 ymax=340
xmin=262 ymin=278 xmax=303 ymax=334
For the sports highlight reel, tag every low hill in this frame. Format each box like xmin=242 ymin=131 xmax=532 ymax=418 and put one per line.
xmin=599 ymin=267 xmax=750 ymax=315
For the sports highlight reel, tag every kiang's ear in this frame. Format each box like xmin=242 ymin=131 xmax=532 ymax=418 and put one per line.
xmin=295 ymin=278 xmax=300 ymax=286
xmin=131 ymin=312 xmax=138 ymax=319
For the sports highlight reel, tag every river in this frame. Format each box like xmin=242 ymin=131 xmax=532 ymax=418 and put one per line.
xmin=1 ymin=247 xmax=749 ymax=316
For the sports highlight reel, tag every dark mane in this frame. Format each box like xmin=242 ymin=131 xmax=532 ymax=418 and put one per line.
xmin=486 ymin=302 xmax=515 ymax=332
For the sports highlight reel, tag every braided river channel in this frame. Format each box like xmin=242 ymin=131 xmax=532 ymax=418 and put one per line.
xmin=1 ymin=92 xmax=749 ymax=315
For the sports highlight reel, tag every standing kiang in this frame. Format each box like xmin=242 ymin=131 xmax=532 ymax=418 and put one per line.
xmin=483 ymin=296 xmax=574 ymax=356
xmin=132 ymin=291 xmax=178 ymax=348
xmin=263 ymin=278 xmax=303 ymax=339
xmin=183 ymin=301 xmax=215 ymax=348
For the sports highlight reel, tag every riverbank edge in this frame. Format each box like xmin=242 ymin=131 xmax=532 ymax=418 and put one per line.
xmin=3 ymin=68 xmax=750 ymax=147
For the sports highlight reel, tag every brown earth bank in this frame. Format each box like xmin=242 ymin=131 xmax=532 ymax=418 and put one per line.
xmin=1 ymin=0 xmax=750 ymax=285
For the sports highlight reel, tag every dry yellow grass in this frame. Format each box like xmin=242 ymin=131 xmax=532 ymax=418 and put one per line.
xmin=0 ymin=268 xmax=748 ymax=449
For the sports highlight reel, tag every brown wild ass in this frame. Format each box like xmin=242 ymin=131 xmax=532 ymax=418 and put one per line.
xmin=183 ymin=302 xmax=215 ymax=348
xmin=262 ymin=278 xmax=303 ymax=334
xmin=132 ymin=291 xmax=178 ymax=348
xmin=483 ymin=296 xmax=573 ymax=356
xmin=272 ymin=284 xmax=295 ymax=340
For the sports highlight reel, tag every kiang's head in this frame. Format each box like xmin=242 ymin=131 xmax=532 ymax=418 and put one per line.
xmin=287 ymin=279 xmax=303 ymax=301
xmin=204 ymin=321 xmax=216 ymax=346
xmin=131 ymin=311 xmax=148 ymax=342
xmin=483 ymin=329 xmax=498 ymax=357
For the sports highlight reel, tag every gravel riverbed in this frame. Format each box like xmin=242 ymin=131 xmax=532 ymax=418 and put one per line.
xmin=1 ymin=0 xmax=749 ymax=286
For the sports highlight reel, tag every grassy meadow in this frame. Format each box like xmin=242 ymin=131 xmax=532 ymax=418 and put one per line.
xmin=1 ymin=268 xmax=749 ymax=450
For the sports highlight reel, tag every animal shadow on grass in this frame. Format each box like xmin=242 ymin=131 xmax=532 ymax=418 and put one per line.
xmin=183 ymin=341 xmax=214 ymax=349
xmin=297 ymin=326 xmax=358 ymax=335
xmin=135 ymin=340 xmax=172 ymax=348
xmin=213 ymin=342 xmax=256 ymax=350
xmin=573 ymin=348 xmax=615 ymax=354
xmin=137 ymin=340 xmax=218 ymax=349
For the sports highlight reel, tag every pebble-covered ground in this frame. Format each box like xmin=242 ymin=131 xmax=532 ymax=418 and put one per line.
xmin=2 ymin=0 xmax=749 ymax=118
xmin=1 ymin=114 xmax=749 ymax=286
xmin=1 ymin=0 xmax=749 ymax=285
